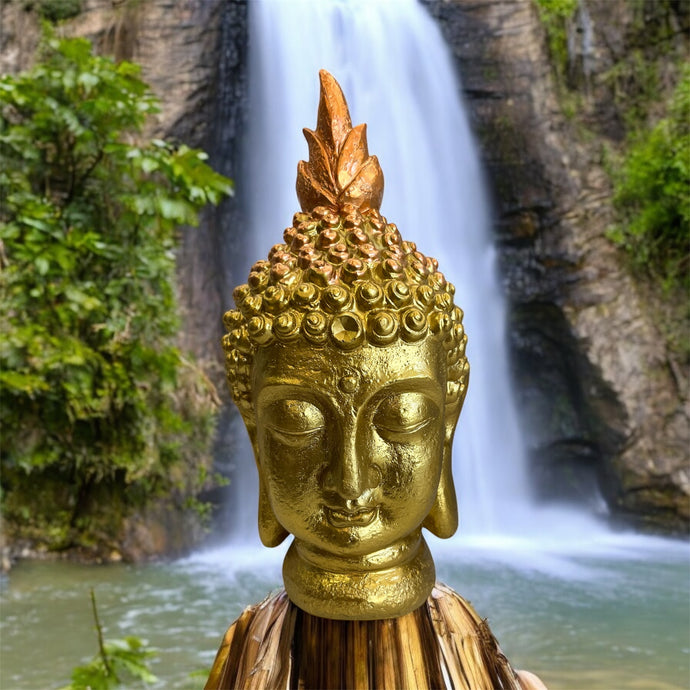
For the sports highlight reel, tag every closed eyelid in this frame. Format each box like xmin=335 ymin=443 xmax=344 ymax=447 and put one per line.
xmin=263 ymin=399 xmax=325 ymax=435
xmin=373 ymin=392 xmax=439 ymax=435
xmin=375 ymin=415 xmax=434 ymax=433
xmin=266 ymin=421 xmax=325 ymax=436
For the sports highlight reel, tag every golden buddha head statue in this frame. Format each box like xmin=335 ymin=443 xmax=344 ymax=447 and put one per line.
xmin=222 ymin=71 xmax=469 ymax=620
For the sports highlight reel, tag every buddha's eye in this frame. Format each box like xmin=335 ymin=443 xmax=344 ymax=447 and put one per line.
xmin=264 ymin=399 xmax=325 ymax=445
xmin=373 ymin=392 xmax=439 ymax=441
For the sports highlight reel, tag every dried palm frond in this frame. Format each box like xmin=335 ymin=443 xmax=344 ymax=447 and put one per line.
xmin=204 ymin=583 xmax=542 ymax=690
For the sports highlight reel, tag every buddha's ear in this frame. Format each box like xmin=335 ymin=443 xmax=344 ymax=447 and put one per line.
xmin=423 ymin=390 xmax=463 ymax=538
xmin=423 ymin=442 xmax=458 ymax=538
xmin=258 ymin=475 xmax=289 ymax=546
xmin=242 ymin=414 xmax=289 ymax=547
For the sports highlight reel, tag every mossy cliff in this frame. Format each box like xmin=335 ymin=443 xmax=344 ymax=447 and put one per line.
xmin=423 ymin=0 xmax=688 ymax=532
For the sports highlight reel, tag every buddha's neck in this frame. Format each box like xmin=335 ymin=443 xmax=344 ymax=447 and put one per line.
xmin=282 ymin=530 xmax=436 ymax=620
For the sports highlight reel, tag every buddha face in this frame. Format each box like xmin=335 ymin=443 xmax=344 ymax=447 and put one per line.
xmin=245 ymin=336 xmax=459 ymax=559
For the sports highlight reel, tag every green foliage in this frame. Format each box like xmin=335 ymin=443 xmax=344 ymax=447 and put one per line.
xmin=65 ymin=637 xmax=158 ymax=690
xmin=534 ymin=0 xmax=578 ymax=80
xmin=0 ymin=32 xmax=232 ymax=550
xmin=24 ymin=0 xmax=83 ymax=22
xmin=60 ymin=589 xmax=158 ymax=689
xmin=608 ymin=66 xmax=690 ymax=292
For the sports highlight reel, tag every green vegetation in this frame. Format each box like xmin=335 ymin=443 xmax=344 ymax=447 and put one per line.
xmin=24 ymin=0 xmax=83 ymax=22
xmin=61 ymin=589 xmax=158 ymax=689
xmin=533 ymin=0 xmax=578 ymax=81
xmin=608 ymin=66 xmax=690 ymax=292
xmin=0 ymin=33 xmax=232 ymax=553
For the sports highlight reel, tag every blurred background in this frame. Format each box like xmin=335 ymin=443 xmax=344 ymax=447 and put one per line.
xmin=1 ymin=0 xmax=688 ymax=688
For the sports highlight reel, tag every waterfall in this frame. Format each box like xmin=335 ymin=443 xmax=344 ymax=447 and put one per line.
xmin=231 ymin=0 xmax=565 ymax=542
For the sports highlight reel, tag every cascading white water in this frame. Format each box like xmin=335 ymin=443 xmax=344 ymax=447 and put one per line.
xmin=234 ymin=0 xmax=585 ymax=542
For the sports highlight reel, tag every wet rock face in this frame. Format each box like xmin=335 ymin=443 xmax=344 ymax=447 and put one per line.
xmin=422 ymin=0 xmax=689 ymax=532
xmin=510 ymin=302 xmax=628 ymax=510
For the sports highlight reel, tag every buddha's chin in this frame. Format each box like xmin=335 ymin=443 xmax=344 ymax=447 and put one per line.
xmin=294 ymin=520 xmax=416 ymax=561
xmin=282 ymin=530 xmax=435 ymax=620
xmin=286 ymin=503 xmax=430 ymax=559
xmin=295 ymin=523 xmax=420 ymax=563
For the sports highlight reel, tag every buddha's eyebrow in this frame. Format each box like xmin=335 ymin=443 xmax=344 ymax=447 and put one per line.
xmin=256 ymin=375 xmax=444 ymax=407
xmin=371 ymin=377 xmax=443 ymax=396
xmin=256 ymin=382 xmax=328 ymax=405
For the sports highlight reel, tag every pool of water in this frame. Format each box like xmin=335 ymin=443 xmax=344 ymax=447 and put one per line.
xmin=1 ymin=533 xmax=688 ymax=689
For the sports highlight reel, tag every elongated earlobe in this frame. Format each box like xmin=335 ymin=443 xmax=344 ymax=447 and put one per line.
xmin=423 ymin=443 xmax=458 ymax=538
xmin=243 ymin=417 xmax=289 ymax=547
xmin=424 ymin=383 xmax=464 ymax=538
xmin=258 ymin=475 xmax=289 ymax=547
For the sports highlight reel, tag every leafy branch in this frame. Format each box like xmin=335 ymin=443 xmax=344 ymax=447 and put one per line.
xmin=60 ymin=589 xmax=158 ymax=690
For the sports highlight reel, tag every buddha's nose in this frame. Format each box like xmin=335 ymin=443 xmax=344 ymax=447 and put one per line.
xmin=326 ymin=427 xmax=378 ymax=500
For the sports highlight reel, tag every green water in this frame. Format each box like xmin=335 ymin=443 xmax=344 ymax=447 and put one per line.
xmin=1 ymin=536 xmax=688 ymax=689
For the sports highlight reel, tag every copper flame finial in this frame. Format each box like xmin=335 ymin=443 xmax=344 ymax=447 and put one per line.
xmin=296 ymin=70 xmax=384 ymax=212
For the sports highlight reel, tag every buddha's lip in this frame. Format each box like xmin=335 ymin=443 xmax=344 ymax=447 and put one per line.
xmin=324 ymin=505 xmax=379 ymax=527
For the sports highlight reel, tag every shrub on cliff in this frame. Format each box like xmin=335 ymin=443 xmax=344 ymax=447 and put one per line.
xmin=534 ymin=0 xmax=578 ymax=82
xmin=609 ymin=66 xmax=690 ymax=292
xmin=23 ymin=0 xmax=82 ymax=23
xmin=0 ymin=33 xmax=233 ymax=553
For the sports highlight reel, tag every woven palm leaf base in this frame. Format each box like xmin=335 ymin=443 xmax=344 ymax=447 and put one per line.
xmin=204 ymin=582 xmax=547 ymax=690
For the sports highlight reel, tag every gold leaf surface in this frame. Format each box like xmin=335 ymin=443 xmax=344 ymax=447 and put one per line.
xmin=297 ymin=70 xmax=384 ymax=213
